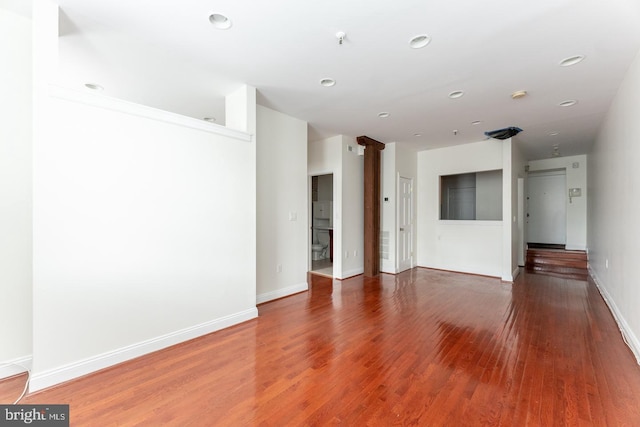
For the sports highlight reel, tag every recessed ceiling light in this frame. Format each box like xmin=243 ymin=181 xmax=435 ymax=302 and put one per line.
xmin=413 ymin=133 xmax=422 ymax=137
xmin=378 ymin=112 xmax=390 ymax=118
xmin=550 ymin=131 xmax=559 ymax=136
xmin=319 ymin=78 xmax=336 ymax=87
xmin=559 ymin=55 xmax=585 ymax=67
xmin=511 ymin=90 xmax=527 ymax=99
xmin=559 ymin=99 xmax=577 ymax=107
xmin=209 ymin=13 xmax=232 ymax=29
xmin=471 ymin=120 xmax=482 ymax=125
xmin=84 ymin=83 xmax=103 ymax=91
xmin=203 ymin=117 xmax=216 ymax=123
xmin=448 ymin=90 xmax=464 ymax=99
xmin=409 ymin=34 xmax=431 ymax=49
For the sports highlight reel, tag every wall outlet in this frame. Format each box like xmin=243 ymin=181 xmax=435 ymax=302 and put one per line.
xmin=345 ymin=251 xmax=349 ymax=259
xmin=276 ymin=264 xmax=282 ymax=273
xmin=288 ymin=212 xmax=297 ymax=221
xmin=353 ymin=250 xmax=357 ymax=257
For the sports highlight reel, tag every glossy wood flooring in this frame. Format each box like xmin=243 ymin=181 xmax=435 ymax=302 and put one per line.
xmin=3 ymin=268 xmax=640 ymax=425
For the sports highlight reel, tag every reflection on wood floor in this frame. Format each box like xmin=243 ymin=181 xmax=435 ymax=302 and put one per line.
xmin=2 ymin=268 xmax=640 ymax=425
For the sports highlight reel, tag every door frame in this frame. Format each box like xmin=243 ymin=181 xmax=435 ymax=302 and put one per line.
xmin=308 ymin=172 xmax=335 ymax=277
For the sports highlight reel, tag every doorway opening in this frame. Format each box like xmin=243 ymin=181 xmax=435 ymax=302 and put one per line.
xmin=310 ymin=174 xmax=333 ymax=276
xmin=527 ymin=169 xmax=567 ymax=249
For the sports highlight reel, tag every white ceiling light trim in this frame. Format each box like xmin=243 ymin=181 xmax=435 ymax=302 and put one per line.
xmin=448 ymin=90 xmax=464 ymax=99
xmin=319 ymin=78 xmax=336 ymax=87
xmin=84 ymin=83 xmax=103 ymax=91
xmin=409 ymin=34 xmax=431 ymax=49
xmin=559 ymin=99 xmax=577 ymax=107
xmin=559 ymin=55 xmax=585 ymax=67
xmin=378 ymin=112 xmax=390 ymax=118
xmin=209 ymin=13 xmax=232 ymax=29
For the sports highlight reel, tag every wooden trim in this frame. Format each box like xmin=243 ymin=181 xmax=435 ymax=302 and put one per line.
xmin=356 ymin=135 xmax=385 ymax=151
xmin=358 ymin=135 xmax=385 ymax=277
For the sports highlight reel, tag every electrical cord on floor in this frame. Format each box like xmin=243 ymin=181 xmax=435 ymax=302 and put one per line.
xmin=0 ymin=362 xmax=30 ymax=404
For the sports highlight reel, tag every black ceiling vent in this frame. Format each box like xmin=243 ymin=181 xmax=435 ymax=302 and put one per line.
xmin=484 ymin=126 xmax=522 ymax=140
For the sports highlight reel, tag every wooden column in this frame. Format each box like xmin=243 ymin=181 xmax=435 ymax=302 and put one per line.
xmin=357 ymin=136 xmax=385 ymax=277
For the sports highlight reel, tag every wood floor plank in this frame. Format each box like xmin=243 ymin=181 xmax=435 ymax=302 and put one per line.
xmin=3 ymin=268 xmax=640 ymax=425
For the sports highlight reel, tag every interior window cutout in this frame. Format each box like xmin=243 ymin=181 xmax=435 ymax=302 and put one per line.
xmin=440 ymin=170 xmax=503 ymax=220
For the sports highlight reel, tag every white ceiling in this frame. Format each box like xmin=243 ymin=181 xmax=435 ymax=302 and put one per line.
xmin=53 ymin=0 xmax=640 ymax=159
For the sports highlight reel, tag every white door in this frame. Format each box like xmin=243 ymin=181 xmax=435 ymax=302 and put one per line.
xmin=398 ymin=176 xmax=413 ymax=272
xmin=527 ymin=170 xmax=566 ymax=245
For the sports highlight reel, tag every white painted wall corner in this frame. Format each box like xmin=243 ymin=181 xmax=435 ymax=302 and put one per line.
xmin=0 ymin=356 xmax=32 ymax=380
xmin=256 ymin=282 xmax=308 ymax=304
xmin=29 ymin=308 xmax=258 ymax=392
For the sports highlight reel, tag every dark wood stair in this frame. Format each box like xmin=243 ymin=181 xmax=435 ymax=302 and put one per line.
xmin=526 ymin=248 xmax=588 ymax=279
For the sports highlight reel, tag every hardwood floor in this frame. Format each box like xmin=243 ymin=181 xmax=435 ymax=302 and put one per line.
xmin=3 ymin=268 xmax=640 ymax=425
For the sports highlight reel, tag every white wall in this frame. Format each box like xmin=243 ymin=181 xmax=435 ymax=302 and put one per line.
xmin=380 ymin=144 xmax=397 ymax=272
xmin=340 ymin=136 xmax=364 ymax=278
xmin=510 ymin=138 xmax=527 ymax=277
xmin=588 ymin=48 xmax=640 ymax=362
xmin=505 ymin=138 xmax=527 ymax=280
xmin=256 ymin=105 xmax=308 ymax=303
xmin=417 ymin=139 xmax=515 ymax=278
xmin=29 ymin=3 xmax=258 ymax=390
xmin=381 ymin=142 xmax=418 ymax=273
xmin=0 ymin=4 xmax=33 ymax=377
xmin=528 ymin=154 xmax=587 ymax=250
xmin=30 ymin=90 xmax=257 ymax=391
xmin=308 ymin=135 xmax=364 ymax=279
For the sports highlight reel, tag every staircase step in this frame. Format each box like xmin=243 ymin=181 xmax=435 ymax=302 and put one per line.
xmin=525 ymin=265 xmax=589 ymax=280
xmin=525 ymin=248 xmax=588 ymax=278
xmin=526 ymin=249 xmax=587 ymax=259
xmin=526 ymin=257 xmax=587 ymax=269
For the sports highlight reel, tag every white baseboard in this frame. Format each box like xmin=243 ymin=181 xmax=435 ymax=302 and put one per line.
xmin=29 ymin=307 xmax=258 ymax=392
xmin=256 ymin=282 xmax=308 ymax=304
xmin=589 ymin=267 xmax=640 ymax=364
xmin=0 ymin=355 xmax=32 ymax=379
